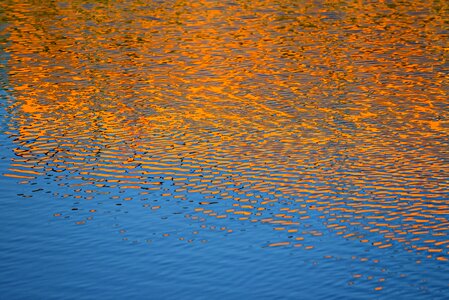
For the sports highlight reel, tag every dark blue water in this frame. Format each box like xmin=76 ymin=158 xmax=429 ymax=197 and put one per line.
xmin=2 ymin=167 xmax=449 ymax=299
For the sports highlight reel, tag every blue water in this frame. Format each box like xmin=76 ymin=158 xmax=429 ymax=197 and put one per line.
xmin=1 ymin=128 xmax=448 ymax=299
xmin=1 ymin=169 xmax=449 ymax=300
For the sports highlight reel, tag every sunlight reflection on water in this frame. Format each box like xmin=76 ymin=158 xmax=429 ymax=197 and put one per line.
xmin=0 ymin=0 xmax=449 ymax=298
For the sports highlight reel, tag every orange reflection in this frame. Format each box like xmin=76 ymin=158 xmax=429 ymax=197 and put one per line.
xmin=2 ymin=0 xmax=449 ymax=270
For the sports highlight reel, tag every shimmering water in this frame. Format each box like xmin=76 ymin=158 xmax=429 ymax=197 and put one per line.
xmin=1 ymin=0 xmax=449 ymax=299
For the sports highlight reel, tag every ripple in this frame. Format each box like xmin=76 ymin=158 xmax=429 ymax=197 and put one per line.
xmin=1 ymin=0 xmax=449 ymax=298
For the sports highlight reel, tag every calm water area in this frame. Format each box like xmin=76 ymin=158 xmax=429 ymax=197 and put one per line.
xmin=1 ymin=0 xmax=449 ymax=299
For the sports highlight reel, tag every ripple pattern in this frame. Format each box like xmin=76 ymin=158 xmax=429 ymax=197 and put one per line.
xmin=1 ymin=0 xmax=449 ymax=272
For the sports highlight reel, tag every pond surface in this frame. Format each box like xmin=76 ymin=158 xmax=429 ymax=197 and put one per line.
xmin=1 ymin=0 xmax=449 ymax=299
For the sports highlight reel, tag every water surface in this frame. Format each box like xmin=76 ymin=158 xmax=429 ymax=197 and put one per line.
xmin=1 ymin=0 xmax=449 ymax=299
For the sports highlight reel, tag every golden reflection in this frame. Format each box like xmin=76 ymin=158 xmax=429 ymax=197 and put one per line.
xmin=1 ymin=0 xmax=449 ymax=269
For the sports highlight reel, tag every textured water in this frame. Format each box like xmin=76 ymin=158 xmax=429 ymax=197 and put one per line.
xmin=1 ymin=0 xmax=449 ymax=299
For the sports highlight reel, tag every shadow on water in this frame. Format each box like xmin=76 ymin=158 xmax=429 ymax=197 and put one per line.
xmin=0 ymin=0 xmax=449 ymax=299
